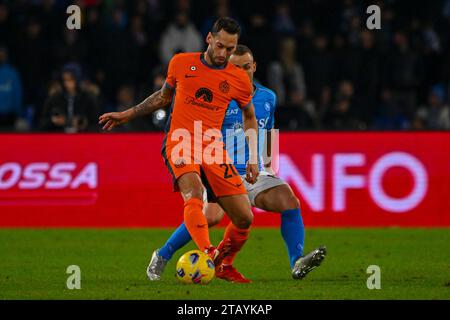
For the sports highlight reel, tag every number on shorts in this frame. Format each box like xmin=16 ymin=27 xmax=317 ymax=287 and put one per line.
xmin=220 ymin=164 xmax=237 ymax=179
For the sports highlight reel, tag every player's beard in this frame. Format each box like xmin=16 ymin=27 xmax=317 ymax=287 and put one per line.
xmin=206 ymin=47 xmax=226 ymax=67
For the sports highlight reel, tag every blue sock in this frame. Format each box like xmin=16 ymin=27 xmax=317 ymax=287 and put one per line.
xmin=281 ymin=208 xmax=305 ymax=268
xmin=158 ymin=223 xmax=192 ymax=261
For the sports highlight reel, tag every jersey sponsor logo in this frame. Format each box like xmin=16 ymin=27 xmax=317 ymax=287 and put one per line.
xmin=258 ymin=117 xmax=270 ymax=128
xmin=231 ymin=120 xmax=243 ymax=132
xmin=184 ymin=96 xmax=220 ymax=111
xmin=195 ymin=87 xmax=214 ymax=103
xmin=226 ymin=108 xmax=239 ymax=116
xmin=219 ymin=80 xmax=230 ymax=94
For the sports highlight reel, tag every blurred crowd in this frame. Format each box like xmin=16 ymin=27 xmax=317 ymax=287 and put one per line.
xmin=0 ymin=0 xmax=450 ymax=132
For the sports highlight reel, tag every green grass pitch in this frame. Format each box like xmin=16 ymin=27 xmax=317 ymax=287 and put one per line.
xmin=0 ymin=228 xmax=449 ymax=300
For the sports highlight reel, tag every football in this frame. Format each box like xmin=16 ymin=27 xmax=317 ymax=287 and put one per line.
xmin=176 ymin=250 xmax=215 ymax=284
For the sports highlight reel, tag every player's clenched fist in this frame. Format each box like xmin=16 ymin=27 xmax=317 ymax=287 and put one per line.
xmin=98 ymin=111 xmax=131 ymax=130
xmin=246 ymin=163 xmax=259 ymax=184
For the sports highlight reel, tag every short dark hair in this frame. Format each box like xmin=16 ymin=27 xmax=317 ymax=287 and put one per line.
xmin=232 ymin=44 xmax=254 ymax=58
xmin=211 ymin=17 xmax=241 ymax=37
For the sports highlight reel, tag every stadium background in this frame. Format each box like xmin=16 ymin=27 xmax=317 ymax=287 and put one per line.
xmin=0 ymin=0 xmax=450 ymax=132
xmin=0 ymin=0 xmax=449 ymax=300
xmin=0 ymin=0 xmax=449 ymax=227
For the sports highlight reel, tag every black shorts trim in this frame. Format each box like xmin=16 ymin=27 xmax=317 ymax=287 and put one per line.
xmin=200 ymin=167 xmax=218 ymax=203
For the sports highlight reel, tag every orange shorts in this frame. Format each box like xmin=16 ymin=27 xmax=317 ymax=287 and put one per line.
xmin=161 ymin=141 xmax=246 ymax=201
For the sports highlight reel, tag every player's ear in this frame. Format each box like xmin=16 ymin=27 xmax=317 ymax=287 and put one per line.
xmin=253 ymin=62 xmax=257 ymax=73
xmin=206 ymin=32 xmax=212 ymax=45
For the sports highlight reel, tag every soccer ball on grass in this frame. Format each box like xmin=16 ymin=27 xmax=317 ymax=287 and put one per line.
xmin=176 ymin=250 xmax=215 ymax=284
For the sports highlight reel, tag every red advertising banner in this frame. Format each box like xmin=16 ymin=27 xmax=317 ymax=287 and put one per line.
xmin=0 ymin=133 xmax=449 ymax=227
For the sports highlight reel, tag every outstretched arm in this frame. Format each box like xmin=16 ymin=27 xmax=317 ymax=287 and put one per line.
xmin=99 ymin=82 xmax=174 ymax=130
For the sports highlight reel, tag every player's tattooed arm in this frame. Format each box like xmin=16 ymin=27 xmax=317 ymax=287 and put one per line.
xmin=130 ymin=82 xmax=174 ymax=119
xmin=99 ymin=82 xmax=174 ymax=130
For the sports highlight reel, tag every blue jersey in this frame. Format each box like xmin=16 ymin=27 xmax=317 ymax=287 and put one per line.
xmin=221 ymin=82 xmax=277 ymax=175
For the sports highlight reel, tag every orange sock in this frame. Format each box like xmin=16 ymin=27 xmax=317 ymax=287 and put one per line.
xmin=183 ymin=198 xmax=211 ymax=251
xmin=221 ymin=222 xmax=250 ymax=265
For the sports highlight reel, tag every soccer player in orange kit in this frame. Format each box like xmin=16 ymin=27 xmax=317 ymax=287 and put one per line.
xmin=99 ymin=17 xmax=259 ymax=268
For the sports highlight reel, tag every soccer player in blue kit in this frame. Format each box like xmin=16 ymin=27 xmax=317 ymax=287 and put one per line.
xmin=147 ymin=45 xmax=326 ymax=283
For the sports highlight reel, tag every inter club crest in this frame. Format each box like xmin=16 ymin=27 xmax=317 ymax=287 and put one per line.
xmin=174 ymin=158 xmax=186 ymax=168
xmin=219 ymin=80 xmax=230 ymax=94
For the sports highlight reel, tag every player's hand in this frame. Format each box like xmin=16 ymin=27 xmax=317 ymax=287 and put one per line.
xmin=98 ymin=111 xmax=130 ymax=130
xmin=246 ymin=163 xmax=259 ymax=184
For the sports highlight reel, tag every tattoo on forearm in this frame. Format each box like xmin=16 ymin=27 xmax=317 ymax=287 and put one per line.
xmin=132 ymin=89 xmax=172 ymax=118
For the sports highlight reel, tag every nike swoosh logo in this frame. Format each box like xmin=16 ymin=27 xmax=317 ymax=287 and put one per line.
xmin=185 ymin=74 xmax=198 ymax=78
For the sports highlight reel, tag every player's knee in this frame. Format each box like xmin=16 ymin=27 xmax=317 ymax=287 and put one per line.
xmin=193 ymin=189 xmax=205 ymax=201
xmin=179 ymin=174 xmax=205 ymax=201
xmin=207 ymin=215 xmax=221 ymax=227
xmin=182 ymin=187 xmax=204 ymax=202
xmin=234 ymin=214 xmax=253 ymax=229
xmin=281 ymin=195 xmax=301 ymax=211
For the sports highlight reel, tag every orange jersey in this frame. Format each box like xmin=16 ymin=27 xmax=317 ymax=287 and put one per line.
xmin=161 ymin=52 xmax=250 ymax=198
xmin=164 ymin=52 xmax=252 ymax=144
